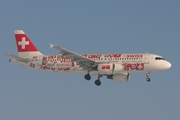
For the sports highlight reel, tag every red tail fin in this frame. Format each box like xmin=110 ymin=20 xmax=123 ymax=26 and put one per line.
xmin=14 ymin=30 xmax=42 ymax=57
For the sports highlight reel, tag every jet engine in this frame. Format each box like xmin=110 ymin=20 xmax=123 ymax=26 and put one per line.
xmin=107 ymin=73 xmax=130 ymax=82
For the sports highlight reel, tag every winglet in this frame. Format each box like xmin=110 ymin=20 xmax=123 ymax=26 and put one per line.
xmin=49 ymin=43 xmax=62 ymax=50
xmin=49 ymin=43 xmax=54 ymax=48
xmin=49 ymin=44 xmax=65 ymax=54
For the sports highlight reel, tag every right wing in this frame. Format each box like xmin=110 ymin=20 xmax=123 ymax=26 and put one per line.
xmin=50 ymin=44 xmax=97 ymax=69
xmin=6 ymin=53 xmax=30 ymax=63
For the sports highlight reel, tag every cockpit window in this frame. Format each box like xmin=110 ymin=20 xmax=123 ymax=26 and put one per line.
xmin=155 ymin=57 xmax=165 ymax=60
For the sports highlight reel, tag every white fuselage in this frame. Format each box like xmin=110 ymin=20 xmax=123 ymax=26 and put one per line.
xmin=11 ymin=53 xmax=171 ymax=75
xmin=7 ymin=30 xmax=172 ymax=85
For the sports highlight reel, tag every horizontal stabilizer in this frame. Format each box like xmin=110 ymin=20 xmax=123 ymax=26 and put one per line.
xmin=6 ymin=53 xmax=30 ymax=63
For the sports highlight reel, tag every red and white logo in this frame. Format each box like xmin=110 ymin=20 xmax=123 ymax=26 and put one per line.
xmin=102 ymin=65 xmax=110 ymax=70
xmin=122 ymin=63 xmax=144 ymax=70
xmin=15 ymin=34 xmax=38 ymax=52
xmin=18 ymin=37 xmax=29 ymax=49
xmin=30 ymin=63 xmax=35 ymax=68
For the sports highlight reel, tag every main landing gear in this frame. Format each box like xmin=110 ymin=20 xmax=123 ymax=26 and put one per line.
xmin=84 ymin=73 xmax=91 ymax=80
xmin=84 ymin=74 xmax=103 ymax=86
xmin=94 ymin=75 xmax=103 ymax=86
xmin=146 ymin=72 xmax=151 ymax=82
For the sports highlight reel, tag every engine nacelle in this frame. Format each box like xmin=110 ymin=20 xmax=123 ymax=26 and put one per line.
xmin=97 ymin=63 xmax=123 ymax=74
xmin=107 ymin=73 xmax=130 ymax=82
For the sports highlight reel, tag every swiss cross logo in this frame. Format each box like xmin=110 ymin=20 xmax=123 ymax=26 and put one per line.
xmin=18 ymin=37 xmax=29 ymax=49
xmin=15 ymin=34 xmax=38 ymax=52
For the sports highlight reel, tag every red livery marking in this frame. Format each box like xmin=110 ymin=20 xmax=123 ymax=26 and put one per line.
xmin=102 ymin=65 xmax=110 ymax=70
xmin=58 ymin=67 xmax=70 ymax=71
xmin=51 ymin=68 xmax=55 ymax=71
xmin=122 ymin=63 xmax=144 ymax=70
xmin=83 ymin=54 xmax=121 ymax=58
xmin=48 ymin=55 xmax=56 ymax=59
xmin=15 ymin=34 xmax=38 ymax=52
xmin=18 ymin=37 xmax=29 ymax=49
xmin=57 ymin=56 xmax=61 ymax=59
xmin=58 ymin=68 xmax=63 ymax=71
xmin=30 ymin=63 xmax=35 ymax=68
xmin=72 ymin=62 xmax=74 ymax=67
xmin=126 ymin=54 xmax=143 ymax=58
xmin=83 ymin=54 xmax=102 ymax=59
xmin=104 ymin=54 xmax=121 ymax=58
xmin=33 ymin=56 xmax=37 ymax=59
xmin=61 ymin=56 xmax=69 ymax=59
xmin=64 ymin=67 xmax=70 ymax=71
xmin=42 ymin=57 xmax=47 ymax=65
xmin=40 ymin=66 xmax=51 ymax=70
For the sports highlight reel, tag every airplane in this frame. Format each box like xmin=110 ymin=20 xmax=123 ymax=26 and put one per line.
xmin=6 ymin=30 xmax=171 ymax=86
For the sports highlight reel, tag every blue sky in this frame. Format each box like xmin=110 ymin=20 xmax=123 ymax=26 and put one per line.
xmin=0 ymin=0 xmax=179 ymax=120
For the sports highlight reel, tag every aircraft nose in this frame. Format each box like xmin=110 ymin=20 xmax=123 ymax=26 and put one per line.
xmin=166 ymin=61 xmax=171 ymax=69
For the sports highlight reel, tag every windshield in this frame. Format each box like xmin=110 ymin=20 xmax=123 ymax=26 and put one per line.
xmin=155 ymin=57 xmax=165 ymax=60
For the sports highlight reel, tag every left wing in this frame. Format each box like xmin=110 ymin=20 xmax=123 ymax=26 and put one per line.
xmin=50 ymin=44 xmax=97 ymax=69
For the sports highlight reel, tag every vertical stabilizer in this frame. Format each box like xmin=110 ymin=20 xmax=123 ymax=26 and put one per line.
xmin=14 ymin=30 xmax=43 ymax=57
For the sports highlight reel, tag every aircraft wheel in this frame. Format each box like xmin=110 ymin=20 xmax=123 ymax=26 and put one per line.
xmin=84 ymin=74 xmax=91 ymax=80
xmin=95 ymin=79 xmax=101 ymax=86
xmin=146 ymin=78 xmax=151 ymax=82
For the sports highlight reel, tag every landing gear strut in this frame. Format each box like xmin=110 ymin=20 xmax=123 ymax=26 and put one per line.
xmin=84 ymin=73 xmax=91 ymax=80
xmin=146 ymin=72 xmax=151 ymax=82
xmin=94 ymin=75 xmax=103 ymax=86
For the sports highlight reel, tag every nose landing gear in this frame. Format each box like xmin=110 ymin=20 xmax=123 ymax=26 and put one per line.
xmin=146 ymin=77 xmax=151 ymax=82
xmin=146 ymin=72 xmax=151 ymax=82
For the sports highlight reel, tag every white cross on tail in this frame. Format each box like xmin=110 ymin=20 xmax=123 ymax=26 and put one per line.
xmin=18 ymin=37 xmax=29 ymax=49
